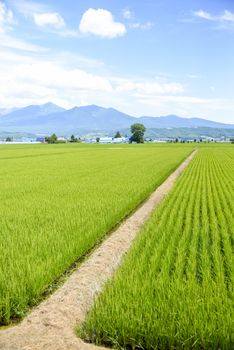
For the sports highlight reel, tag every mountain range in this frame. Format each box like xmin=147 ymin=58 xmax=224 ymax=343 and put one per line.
xmin=0 ymin=102 xmax=233 ymax=137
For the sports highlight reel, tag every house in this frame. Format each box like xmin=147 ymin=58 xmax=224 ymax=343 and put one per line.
xmin=99 ymin=137 xmax=114 ymax=144
xmin=57 ymin=136 xmax=67 ymax=142
xmin=36 ymin=137 xmax=46 ymax=143
xmin=113 ymin=137 xmax=128 ymax=143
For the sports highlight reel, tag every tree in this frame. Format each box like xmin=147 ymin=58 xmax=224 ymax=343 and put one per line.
xmin=96 ymin=137 xmax=100 ymax=143
xmin=114 ymin=131 xmax=121 ymax=138
xmin=130 ymin=123 xmax=146 ymax=144
xmin=230 ymin=138 xmax=234 ymax=144
xmin=6 ymin=137 xmax=12 ymax=142
xmin=45 ymin=133 xmax=57 ymax=144
xmin=70 ymin=134 xmax=78 ymax=143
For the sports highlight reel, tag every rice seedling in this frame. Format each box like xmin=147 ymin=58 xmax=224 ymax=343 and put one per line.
xmin=0 ymin=143 xmax=192 ymax=324
xmin=81 ymin=146 xmax=234 ymax=349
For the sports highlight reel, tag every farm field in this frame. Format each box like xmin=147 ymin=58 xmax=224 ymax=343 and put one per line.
xmin=0 ymin=143 xmax=193 ymax=324
xmin=80 ymin=146 xmax=234 ymax=349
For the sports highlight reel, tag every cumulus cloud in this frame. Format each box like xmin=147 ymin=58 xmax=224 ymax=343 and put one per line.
xmin=33 ymin=12 xmax=65 ymax=29
xmin=0 ymin=49 xmax=114 ymax=108
xmin=0 ymin=1 xmax=15 ymax=33
xmin=79 ymin=8 xmax=126 ymax=38
xmin=12 ymin=1 xmax=68 ymax=33
xmin=0 ymin=48 xmax=186 ymax=112
xmin=1 ymin=44 xmax=232 ymax=122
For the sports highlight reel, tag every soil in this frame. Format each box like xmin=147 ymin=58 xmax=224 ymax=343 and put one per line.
xmin=0 ymin=150 xmax=197 ymax=350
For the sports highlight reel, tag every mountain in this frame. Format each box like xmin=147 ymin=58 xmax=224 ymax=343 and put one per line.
xmin=138 ymin=114 xmax=233 ymax=129
xmin=0 ymin=131 xmax=37 ymax=140
xmin=0 ymin=103 xmax=65 ymax=126
xmin=0 ymin=103 xmax=233 ymax=136
xmin=0 ymin=104 xmax=135 ymax=134
xmin=0 ymin=107 xmax=18 ymax=115
xmin=119 ymin=127 xmax=234 ymax=140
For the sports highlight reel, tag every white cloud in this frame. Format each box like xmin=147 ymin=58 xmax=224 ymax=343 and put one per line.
xmin=79 ymin=8 xmax=126 ymax=38
xmin=136 ymin=95 xmax=234 ymax=120
xmin=0 ymin=33 xmax=46 ymax=51
xmin=33 ymin=12 xmax=65 ymax=29
xmin=116 ymin=79 xmax=184 ymax=95
xmin=0 ymin=1 xmax=15 ymax=33
xmin=187 ymin=74 xmax=202 ymax=79
xmin=193 ymin=9 xmax=234 ymax=24
xmin=130 ymin=21 xmax=153 ymax=30
xmin=122 ymin=9 xmax=134 ymax=19
xmin=0 ymin=2 xmax=48 ymax=52
xmin=0 ymin=49 xmax=113 ymax=108
xmin=12 ymin=1 xmax=69 ymax=34
xmin=0 ymin=47 xmax=233 ymax=123
xmin=221 ymin=10 xmax=234 ymax=22
xmin=193 ymin=10 xmax=213 ymax=21
xmin=0 ymin=48 xmax=185 ymax=112
xmin=11 ymin=0 xmax=48 ymax=17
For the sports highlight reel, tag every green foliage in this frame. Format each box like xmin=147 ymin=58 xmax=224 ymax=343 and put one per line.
xmin=0 ymin=143 xmax=192 ymax=324
xmin=45 ymin=133 xmax=58 ymax=144
xmin=96 ymin=137 xmax=100 ymax=143
xmin=114 ymin=131 xmax=122 ymax=138
xmin=130 ymin=123 xmax=146 ymax=144
xmin=70 ymin=135 xmax=80 ymax=143
xmin=130 ymin=123 xmax=146 ymax=134
xmin=5 ymin=137 xmax=12 ymax=142
xmin=81 ymin=146 xmax=234 ymax=349
xmin=119 ymin=127 xmax=234 ymax=140
xmin=230 ymin=138 xmax=234 ymax=144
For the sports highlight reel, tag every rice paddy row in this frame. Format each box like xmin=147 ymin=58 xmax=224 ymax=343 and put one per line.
xmin=80 ymin=146 xmax=234 ymax=349
xmin=0 ymin=143 xmax=192 ymax=324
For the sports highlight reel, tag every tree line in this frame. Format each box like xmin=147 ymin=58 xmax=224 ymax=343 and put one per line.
xmin=46 ymin=123 xmax=147 ymax=144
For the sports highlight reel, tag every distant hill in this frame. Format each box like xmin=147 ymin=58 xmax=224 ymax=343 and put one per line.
xmin=119 ymin=127 xmax=234 ymax=140
xmin=0 ymin=103 xmax=65 ymax=127
xmin=138 ymin=115 xmax=233 ymax=129
xmin=0 ymin=103 xmax=233 ymax=137
xmin=0 ymin=131 xmax=37 ymax=140
xmin=0 ymin=107 xmax=18 ymax=115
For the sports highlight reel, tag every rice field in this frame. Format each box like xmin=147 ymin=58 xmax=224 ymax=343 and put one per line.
xmin=80 ymin=146 xmax=234 ymax=349
xmin=0 ymin=143 xmax=192 ymax=324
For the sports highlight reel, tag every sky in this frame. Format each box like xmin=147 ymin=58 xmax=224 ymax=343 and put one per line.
xmin=0 ymin=0 xmax=234 ymax=123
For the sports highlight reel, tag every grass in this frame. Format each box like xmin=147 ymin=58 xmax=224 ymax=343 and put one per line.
xmin=0 ymin=143 xmax=193 ymax=324
xmin=80 ymin=145 xmax=234 ymax=350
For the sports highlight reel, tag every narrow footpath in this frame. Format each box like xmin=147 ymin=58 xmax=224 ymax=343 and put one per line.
xmin=0 ymin=150 xmax=197 ymax=350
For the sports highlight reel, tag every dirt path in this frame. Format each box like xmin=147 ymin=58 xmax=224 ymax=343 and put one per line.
xmin=0 ymin=150 xmax=197 ymax=350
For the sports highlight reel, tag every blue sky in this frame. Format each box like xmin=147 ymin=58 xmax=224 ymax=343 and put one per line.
xmin=0 ymin=0 xmax=234 ymax=122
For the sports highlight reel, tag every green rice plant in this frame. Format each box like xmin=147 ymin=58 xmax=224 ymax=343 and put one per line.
xmin=0 ymin=143 xmax=193 ymax=324
xmin=80 ymin=146 xmax=234 ymax=349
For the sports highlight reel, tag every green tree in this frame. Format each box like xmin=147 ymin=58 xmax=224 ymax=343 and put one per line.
xmin=6 ymin=137 xmax=12 ymax=142
xmin=45 ymin=133 xmax=57 ymax=144
xmin=96 ymin=137 xmax=100 ymax=143
xmin=114 ymin=131 xmax=121 ymax=138
xmin=230 ymin=138 xmax=234 ymax=144
xmin=70 ymin=134 xmax=78 ymax=143
xmin=130 ymin=123 xmax=146 ymax=143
